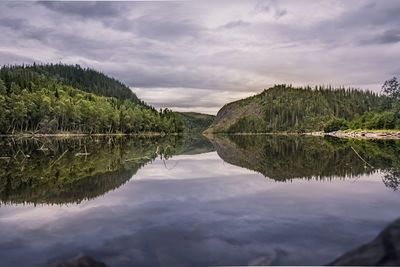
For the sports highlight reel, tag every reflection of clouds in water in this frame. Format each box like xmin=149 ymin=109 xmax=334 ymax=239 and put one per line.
xmin=0 ymin=154 xmax=399 ymax=266
xmin=145 ymin=152 xmax=257 ymax=181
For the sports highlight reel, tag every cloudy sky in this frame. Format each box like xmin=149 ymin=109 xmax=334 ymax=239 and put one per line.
xmin=0 ymin=0 xmax=399 ymax=114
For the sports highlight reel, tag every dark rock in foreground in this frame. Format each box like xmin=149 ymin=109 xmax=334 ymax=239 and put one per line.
xmin=330 ymin=218 xmax=400 ymax=266
xmin=53 ymin=254 xmax=106 ymax=267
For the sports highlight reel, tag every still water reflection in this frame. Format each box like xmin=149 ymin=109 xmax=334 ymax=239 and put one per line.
xmin=0 ymin=135 xmax=399 ymax=266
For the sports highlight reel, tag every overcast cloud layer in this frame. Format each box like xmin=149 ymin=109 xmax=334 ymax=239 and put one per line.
xmin=0 ymin=0 xmax=399 ymax=114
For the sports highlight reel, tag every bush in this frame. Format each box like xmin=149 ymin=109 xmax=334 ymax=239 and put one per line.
xmin=323 ymin=118 xmax=349 ymax=132
xmin=349 ymin=111 xmax=397 ymax=130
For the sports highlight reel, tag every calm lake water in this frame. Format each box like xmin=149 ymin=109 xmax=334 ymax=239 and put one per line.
xmin=0 ymin=135 xmax=399 ymax=266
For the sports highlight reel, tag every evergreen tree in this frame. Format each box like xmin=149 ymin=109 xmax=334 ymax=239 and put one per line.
xmin=0 ymin=64 xmax=185 ymax=134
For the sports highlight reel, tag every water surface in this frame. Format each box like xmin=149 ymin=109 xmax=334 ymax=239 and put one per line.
xmin=0 ymin=135 xmax=399 ymax=266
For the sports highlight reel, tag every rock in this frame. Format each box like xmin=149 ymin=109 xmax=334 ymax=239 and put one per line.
xmin=53 ymin=254 xmax=106 ymax=267
xmin=329 ymin=218 xmax=400 ymax=266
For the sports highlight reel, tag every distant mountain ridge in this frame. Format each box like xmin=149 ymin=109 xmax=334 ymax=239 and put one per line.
xmin=205 ymin=85 xmax=387 ymax=133
xmin=177 ymin=112 xmax=215 ymax=133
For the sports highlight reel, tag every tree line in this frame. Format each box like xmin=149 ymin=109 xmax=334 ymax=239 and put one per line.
xmin=227 ymin=83 xmax=398 ymax=133
xmin=0 ymin=64 xmax=184 ymax=134
xmin=324 ymin=77 xmax=400 ymax=132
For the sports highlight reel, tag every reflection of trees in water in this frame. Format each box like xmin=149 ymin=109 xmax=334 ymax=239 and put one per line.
xmin=383 ymin=169 xmax=400 ymax=191
xmin=0 ymin=136 xmax=188 ymax=205
xmin=209 ymin=135 xmax=400 ymax=190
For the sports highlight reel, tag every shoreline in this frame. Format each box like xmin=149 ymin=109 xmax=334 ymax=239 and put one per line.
xmin=205 ymin=130 xmax=400 ymax=139
xmin=306 ymin=130 xmax=400 ymax=139
xmin=0 ymin=132 xmax=181 ymax=138
xmin=3 ymin=130 xmax=400 ymax=139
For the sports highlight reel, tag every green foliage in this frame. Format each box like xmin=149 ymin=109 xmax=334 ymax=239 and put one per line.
xmin=1 ymin=63 xmax=140 ymax=102
xmin=177 ymin=112 xmax=215 ymax=133
xmin=323 ymin=118 xmax=349 ymax=132
xmin=227 ymin=116 xmax=266 ymax=133
xmin=211 ymin=84 xmax=384 ymax=133
xmin=0 ymin=64 xmax=184 ymax=134
xmin=321 ymin=77 xmax=400 ymax=131
xmin=347 ymin=111 xmax=398 ymax=130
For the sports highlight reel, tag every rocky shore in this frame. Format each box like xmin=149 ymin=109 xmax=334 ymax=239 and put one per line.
xmin=307 ymin=130 xmax=400 ymax=139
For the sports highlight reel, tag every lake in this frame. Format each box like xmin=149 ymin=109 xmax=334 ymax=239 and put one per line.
xmin=0 ymin=135 xmax=399 ymax=266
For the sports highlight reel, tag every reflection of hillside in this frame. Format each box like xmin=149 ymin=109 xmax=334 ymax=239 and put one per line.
xmin=0 ymin=136 xmax=185 ymax=205
xmin=209 ymin=135 xmax=400 ymax=186
xmin=179 ymin=134 xmax=215 ymax=155
xmin=1 ymin=166 xmax=138 ymax=205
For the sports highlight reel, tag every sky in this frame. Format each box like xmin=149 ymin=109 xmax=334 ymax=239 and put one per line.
xmin=0 ymin=0 xmax=399 ymax=114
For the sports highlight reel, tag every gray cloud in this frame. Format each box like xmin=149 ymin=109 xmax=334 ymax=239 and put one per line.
xmin=222 ymin=20 xmax=251 ymax=29
xmin=0 ymin=0 xmax=399 ymax=114
xmin=39 ymin=1 xmax=126 ymax=18
xmin=335 ymin=2 xmax=400 ymax=29
xmin=369 ymin=29 xmax=400 ymax=45
xmin=253 ymin=0 xmax=287 ymax=19
xmin=0 ymin=18 xmax=53 ymax=42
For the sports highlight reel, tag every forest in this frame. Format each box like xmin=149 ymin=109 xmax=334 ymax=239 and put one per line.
xmin=324 ymin=77 xmax=400 ymax=132
xmin=0 ymin=64 xmax=184 ymax=134
xmin=207 ymin=82 xmax=400 ymax=133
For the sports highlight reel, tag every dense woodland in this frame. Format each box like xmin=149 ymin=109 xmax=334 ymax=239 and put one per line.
xmin=324 ymin=77 xmax=400 ymax=132
xmin=215 ymin=84 xmax=399 ymax=133
xmin=0 ymin=64 xmax=184 ymax=134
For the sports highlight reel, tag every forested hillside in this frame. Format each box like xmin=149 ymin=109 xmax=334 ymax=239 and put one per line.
xmin=205 ymin=85 xmax=393 ymax=133
xmin=0 ymin=64 xmax=184 ymax=134
xmin=1 ymin=64 xmax=140 ymax=103
xmin=177 ymin=112 xmax=215 ymax=133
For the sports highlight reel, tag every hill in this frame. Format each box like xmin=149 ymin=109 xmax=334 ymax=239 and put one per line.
xmin=205 ymin=85 xmax=389 ymax=133
xmin=1 ymin=63 xmax=140 ymax=103
xmin=177 ymin=112 xmax=215 ymax=133
xmin=0 ymin=64 xmax=184 ymax=134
